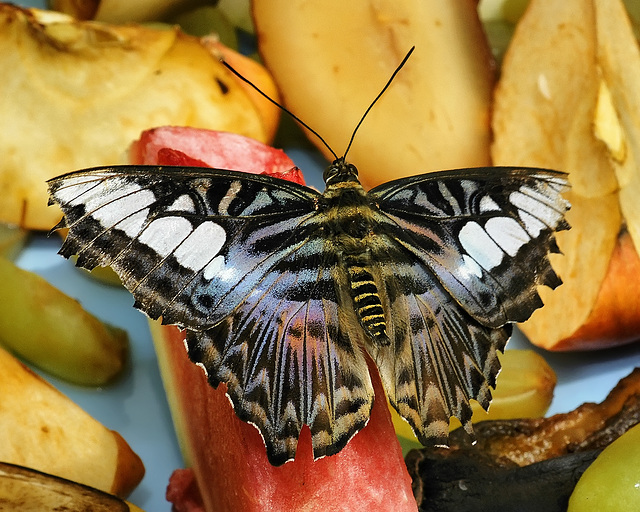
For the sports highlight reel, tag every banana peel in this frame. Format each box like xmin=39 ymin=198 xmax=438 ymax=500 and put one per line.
xmin=0 ymin=462 xmax=144 ymax=512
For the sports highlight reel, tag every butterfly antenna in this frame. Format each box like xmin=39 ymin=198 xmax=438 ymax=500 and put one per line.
xmin=342 ymin=46 xmax=415 ymax=160
xmin=221 ymin=59 xmax=339 ymax=160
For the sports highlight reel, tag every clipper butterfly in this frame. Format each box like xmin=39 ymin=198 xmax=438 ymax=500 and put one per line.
xmin=48 ymin=49 xmax=570 ymax=466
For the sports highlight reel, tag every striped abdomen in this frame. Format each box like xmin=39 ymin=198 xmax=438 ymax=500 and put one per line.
xmin=346 ymin=257 xmax=390 ymax=346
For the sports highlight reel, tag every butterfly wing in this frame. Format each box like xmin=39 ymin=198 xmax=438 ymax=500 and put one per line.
xmin=364 ymin=244 xmax=511 ymax=445
xmin=48 ymin=166 xmax=322 ymax=329
xmin=370 ymin=167 xmax=570 ymax=327
xmin=367 ymin=167 xmax=569 ymax=442
xmin=48 ymin=165 xmax=373 ymax=465
xmin=187 ymin=240 xmax=373 ymax=465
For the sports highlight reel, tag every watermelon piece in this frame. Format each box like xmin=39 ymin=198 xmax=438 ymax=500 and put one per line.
xmin=130 ymin=126 xmax=303 ymax=182
xmin=135 ymin=127 xmax=417 ymax=511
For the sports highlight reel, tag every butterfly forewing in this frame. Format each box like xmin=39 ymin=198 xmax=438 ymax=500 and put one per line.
xmin=49 ymin=166 xmax=321 ymax=329
xmin=48 ymin=162 xmax=570 ymax=465
xmin=370 ymin=168 xmax=570 ymax=327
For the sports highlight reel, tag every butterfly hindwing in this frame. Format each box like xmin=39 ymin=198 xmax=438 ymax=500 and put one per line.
xmin=365 ymin=245 xmax=511 ymax=445
xmin=186 ymin=239 xmax=373 ymax=465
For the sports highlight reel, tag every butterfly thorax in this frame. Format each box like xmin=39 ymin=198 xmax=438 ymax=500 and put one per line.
xmin=319 ymin=161 xmax=391 ymax=346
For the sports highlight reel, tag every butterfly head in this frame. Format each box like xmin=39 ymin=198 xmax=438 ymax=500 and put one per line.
xmin=323 ymin=158 xmax=360 ymax=186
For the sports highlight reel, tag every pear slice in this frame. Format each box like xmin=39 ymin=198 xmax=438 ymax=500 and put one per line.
xmin=0 ymin=346 xmax=145 ymax=497
xmin=253 ymin=0 xmax=495 ymax=188
xmin=492 ymin=0 xmax=640 ymax=350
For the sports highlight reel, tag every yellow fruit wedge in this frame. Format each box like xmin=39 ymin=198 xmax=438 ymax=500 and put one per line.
xmin=0 ymin=224 xmax=28 ymax=259
xmin=253 ymin=0 xmax=495 ymax=188
xmin=492 ymin=0 xmax=640 ymax=350
xmin=0 ymin=258 xmax=128 ymax=386
xmin=0 ymin=346 xmax=144 ymax=497
xmin=0 ymin=4 xmax=266 ymax=230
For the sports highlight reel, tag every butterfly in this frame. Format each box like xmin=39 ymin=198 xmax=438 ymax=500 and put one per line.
xmin=48 ymin=159 xmax=569 ymax=465
xmin=47 ymin=50 xmax=570 ymax=466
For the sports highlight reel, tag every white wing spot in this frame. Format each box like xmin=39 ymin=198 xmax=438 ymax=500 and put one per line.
xmin=55 ymin=176 xmax=102 ymax=205
xmin=459 ymin=221 xmax=504 ymax=270
xmin=115 ymin=208 xmax=149 ymax=237
xmin=138 ymin=216 xmax=193 ymax=258
xmin=167 ymin=194 xmax=197 ymax=213
xmin=479 ymin=195 xmax=501 ymax=213
xmin=91 ymin=185 xmax=156 ymax=229
xmin=518 ymin=209 xmax=546 ymax=237
xmin=203 ymin=255 xmax=226 ymax=280
xmin=510 ymin=189 xmax=563 ymax=227
xmin=461 ymin=254 xmax=484 ymax=278
xmin=485 ymin=217 xmax=530 ymax=257
xmin=173 ymin=221 xmax=226 ymax=272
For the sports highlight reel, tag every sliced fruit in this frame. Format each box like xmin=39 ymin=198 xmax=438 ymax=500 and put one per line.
xmin=0 ymin=224 xmax=28 ymax=260
xmin=491 ymin=0 xmax=640 ymax=350
xmin=392 ymin=349 xmax=557 ymax=443
xmin=0 ymin=346 xmax=144 ymax=497
xmin=49 ymin=0 xmax=198 ymax=23
xmin=595 ymin=0 xmax=640 ymax=253
xmin=130 ymin=126 xmax=297 ymax=178
xmin=253 ymin=0 xmax=495 ymax=188
xmin=0 ymin=4 xmax=266 ymax=230
xmin=0 ymin=257 xmax=128 ymax=386
xmin=201 ymin=37 xmax=282 ymax=143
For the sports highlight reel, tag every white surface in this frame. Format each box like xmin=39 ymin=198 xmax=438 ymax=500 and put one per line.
xmin=11 ymin=2 xmax=640 ymax=510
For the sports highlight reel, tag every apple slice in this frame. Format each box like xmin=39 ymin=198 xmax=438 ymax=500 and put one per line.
xmin=491 ymin=0 xmax=640 ymax=350
xmin=253 ymin=0 xmax=494 ymax=188
xmin=0 ymin=346 xmax=144 ymax=497
xmin=595 ymin=0 xmax=640 ymax=254
xmin=0 ymin=4 xmax=270 ymax=230
xmin=0 ymin=258 xmax=128 ymax=386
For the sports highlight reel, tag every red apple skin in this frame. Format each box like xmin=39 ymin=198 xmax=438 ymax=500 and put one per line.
xmin=155 ymin=324 xmax=417 ymax=512
xmin=553 ymin=232 xmax=640 ymax=351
